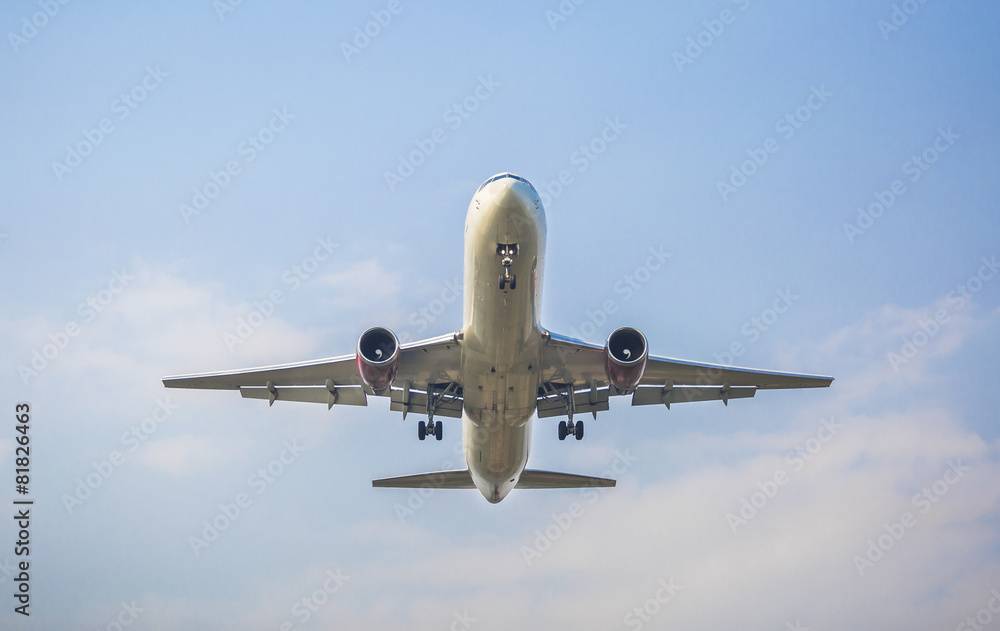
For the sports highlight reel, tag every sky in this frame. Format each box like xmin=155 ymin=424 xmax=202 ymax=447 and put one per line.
xmin=1 ymin=0 xmax=999 ymax=629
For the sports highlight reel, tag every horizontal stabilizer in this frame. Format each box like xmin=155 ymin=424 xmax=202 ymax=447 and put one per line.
xmin=516 ymin=469 xmax=616 ymax=488
xmin=372 ymin=469 xmax=616 ymax=490
xmin=372 ymin=470 xmax=475 ymax=489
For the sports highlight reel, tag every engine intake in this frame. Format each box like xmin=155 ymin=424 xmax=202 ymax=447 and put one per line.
xmin=604 ymin=327 xmax=648 ymax=393
xmin=356 ymin=327 xmax=400 ymax=393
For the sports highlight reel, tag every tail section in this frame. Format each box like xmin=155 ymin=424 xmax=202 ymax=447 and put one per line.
xmin=372 ymin=469 xmax=615 ymax=489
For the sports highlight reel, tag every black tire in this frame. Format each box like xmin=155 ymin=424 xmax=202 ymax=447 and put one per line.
xmin=418 ymin=421 xmax=426 ymax=441
xmin=499 ymin=274 xmax=506 ymax=290
xmin=435 ymin=420 xmax=443 ymax=441
xmin=575 ymin=420 xmax=584 ymax=441
xmin=510 ymin=274 xmax=517 ymax=290
xmin=558 ymin=420 xmax=567 ymax=441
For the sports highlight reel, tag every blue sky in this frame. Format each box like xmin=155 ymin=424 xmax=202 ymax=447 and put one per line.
xmin=2 ymin=1 xmax=999 ymax=629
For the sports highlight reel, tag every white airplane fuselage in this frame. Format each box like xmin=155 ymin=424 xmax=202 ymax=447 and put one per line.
xmin=460 ymin=175 xmax=547 ymax=503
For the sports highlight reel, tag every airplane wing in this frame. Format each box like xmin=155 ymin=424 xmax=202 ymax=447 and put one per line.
xmin=162 ymin=331 xmax=463 ymax=415
xmin=537 ymin=332 xmax=832 ymax=417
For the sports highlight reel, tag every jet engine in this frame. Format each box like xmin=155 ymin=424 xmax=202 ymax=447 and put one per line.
xmin=603 ymin=326 xmax=648 ymax=393
xmin=356 ymin=327 xmax=400 ymax=393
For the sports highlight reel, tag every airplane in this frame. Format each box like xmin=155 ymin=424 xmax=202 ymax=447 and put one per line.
xmin=163 ymin=172 xmax=832 ymax=504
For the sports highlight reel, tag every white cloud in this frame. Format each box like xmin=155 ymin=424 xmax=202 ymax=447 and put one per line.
xmin=11 ymin=266 xmax=1000 ymax=631
xmin=202 ymin=293 xmax=998 ymax=631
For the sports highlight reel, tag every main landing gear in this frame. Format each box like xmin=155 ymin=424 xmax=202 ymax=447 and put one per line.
xmin=552 ymin=382 xmax=584 ymax=441
xmin=417 ymin=383 xmax=445 ymax=441
xmin=558 ymin=419 xmax=584 ymax=441
xmin=497 ymin=243 xmax=517 ymax=290
xmin=418 ymin=420 xmax=443 ymax=441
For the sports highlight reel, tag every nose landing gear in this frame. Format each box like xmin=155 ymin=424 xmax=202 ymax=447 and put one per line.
xmin=497 ymin=243 xmax=518 ymax=290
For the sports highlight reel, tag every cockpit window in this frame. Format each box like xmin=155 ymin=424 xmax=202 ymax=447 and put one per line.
xmin=476 ymin=173 xmax=534 ymax=193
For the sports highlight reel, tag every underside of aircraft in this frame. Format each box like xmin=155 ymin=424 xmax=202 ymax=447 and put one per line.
xmin=163 ymin=172 xmax=832 ymax=503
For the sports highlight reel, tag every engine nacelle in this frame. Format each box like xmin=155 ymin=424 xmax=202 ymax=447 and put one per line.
xmin=603 ymin=326 xmax=648 ymax=393
xmin=356 ymin=327 xmax=400 ymax=393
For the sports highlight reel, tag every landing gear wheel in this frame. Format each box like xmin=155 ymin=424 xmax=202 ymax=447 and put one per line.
xmin=575 ymin=420 xmax=584 ymax=441
xmin=418 ymin=421 xmax=426 ymax=441
xmin=509 ymin=274 xmax=516 ymax=290
xmin=435 ymin=420 xmax=443 ymax=441
xmin=499 ymin=274 xmax=506 ymax=290
xmin=558 ymin=420 xmax=567 ymax=441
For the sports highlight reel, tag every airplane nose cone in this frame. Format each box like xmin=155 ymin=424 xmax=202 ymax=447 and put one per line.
xmin=493 ymin=178 xmax=516 ymax=204
xmin=493 ymin=178 xmax=530 ymax=211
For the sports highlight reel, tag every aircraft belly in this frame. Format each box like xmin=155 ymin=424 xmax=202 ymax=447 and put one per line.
xmin=461 ymin=202 xmax=543 ymax=426
xmin=460 ymin=188 xmax=546 ymax=501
